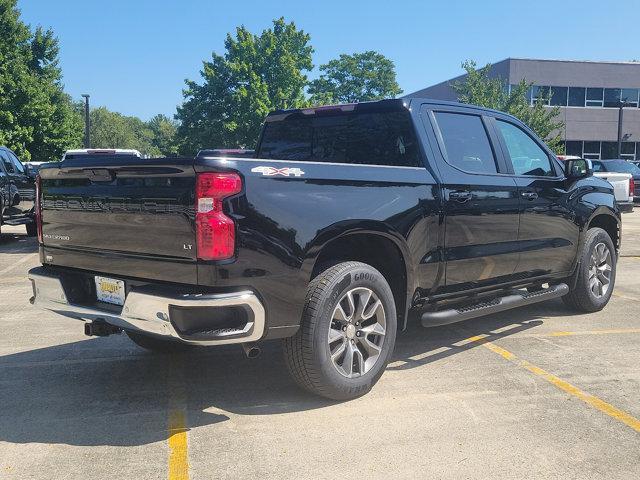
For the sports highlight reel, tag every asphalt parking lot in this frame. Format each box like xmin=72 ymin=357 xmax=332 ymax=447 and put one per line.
xmin=1 ymin=212 xmax=639 ymax=480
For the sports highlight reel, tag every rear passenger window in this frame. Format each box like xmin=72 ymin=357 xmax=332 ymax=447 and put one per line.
xmin=433 ymin=112 xmax=497 ymax=174
xmin=496 ymin=120 xmax=555 ymax=177
xmin=258 ymin=111 xmax=422 ymax=167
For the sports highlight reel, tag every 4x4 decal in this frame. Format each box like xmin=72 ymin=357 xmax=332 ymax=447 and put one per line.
xmin=251 ymin=166 xmax=305 ymax=177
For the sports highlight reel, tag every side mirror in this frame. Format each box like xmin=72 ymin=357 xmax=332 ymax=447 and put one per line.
xmin=565 ymin=158 xmax=593 ymax=179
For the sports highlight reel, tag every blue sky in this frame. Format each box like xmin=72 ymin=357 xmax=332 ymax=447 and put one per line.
xmin=19 ymin=0 xmax=639 ymax=120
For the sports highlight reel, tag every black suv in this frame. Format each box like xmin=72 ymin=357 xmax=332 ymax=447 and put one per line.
xmin=0 ymin=146 xmax=37 ymax=236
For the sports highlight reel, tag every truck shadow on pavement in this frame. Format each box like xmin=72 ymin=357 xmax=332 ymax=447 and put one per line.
xmin=0 ymin=298 xmax=579 ymax=447
xmin=0 ymin=230 xmax=38 ymax=254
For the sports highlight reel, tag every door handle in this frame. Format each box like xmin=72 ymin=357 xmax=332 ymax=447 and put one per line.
xmin=521 ymin=191 xmax=538 ymax=200
xmin=449 ymin=190 xmax=473 ymax=203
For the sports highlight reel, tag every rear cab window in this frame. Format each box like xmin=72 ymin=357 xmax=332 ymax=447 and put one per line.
xmin=257 ymin=110 xmax=422 ymax=167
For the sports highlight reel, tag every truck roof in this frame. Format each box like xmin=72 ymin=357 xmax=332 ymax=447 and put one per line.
xmin=266 ymin=98 xmax=514 ymax=122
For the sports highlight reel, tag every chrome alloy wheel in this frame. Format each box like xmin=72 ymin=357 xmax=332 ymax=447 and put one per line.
xmin=588 ymin=242 xmax=613 ymax=298
xmin=327 ymin=287 xmax=386 ymax=378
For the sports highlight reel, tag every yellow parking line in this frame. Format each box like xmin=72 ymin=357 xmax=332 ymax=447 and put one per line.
xmin=464 ymin=334 xmax=640 ymax=433
xmin=168 ymin=410 xmax=189 ymax=480
xmin=545 ymin=328 xmax=640 ymax=337
xmin=613 ymin=292 xmax=640 ymax=302
xmin=167 ymin=356 xmax=189 ymax=480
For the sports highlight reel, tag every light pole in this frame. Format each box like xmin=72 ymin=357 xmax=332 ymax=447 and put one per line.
xmin=81 ymin=94 xmax=90 ymax=148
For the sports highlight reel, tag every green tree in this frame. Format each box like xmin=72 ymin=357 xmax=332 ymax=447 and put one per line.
xmin=176 ymin=18 xmax=313 ymax=154
xmin=308 ymin=51 xmax=402 ymax=105
xmin=452 ymin=60 xmax=564 ymax=153
xmin=148 ymin=114 xmax=178 ymax=157
xmin=89 ymin=107 xmax=161 ymax=157
xmin=0 ymin=0 xmax=82 ymax=161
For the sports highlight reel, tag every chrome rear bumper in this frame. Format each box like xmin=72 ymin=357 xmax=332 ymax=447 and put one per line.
xmin=28 ymin=268 xmax=265 ymax=346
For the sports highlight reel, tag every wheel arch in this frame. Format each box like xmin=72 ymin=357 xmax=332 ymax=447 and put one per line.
xmin=304 ymin=222 xmax=414 ymax=330
xmin=586 ymin=209 xmax=620 ymax=252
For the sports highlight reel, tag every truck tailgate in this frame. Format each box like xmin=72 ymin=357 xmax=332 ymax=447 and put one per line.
xmin=38 ymin=157 xmax=198 ymax=282
xmin=594 ymin=172 xmax=632 ymax=203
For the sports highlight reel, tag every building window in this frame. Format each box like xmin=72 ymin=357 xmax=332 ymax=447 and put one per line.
xmin=603 ymin=88 xmax=622 ymax=107
xmin=601 ymin=141 xmax=618 ymax=159
xmin=565 ymin=141 xmax=638 ymax=160
xmin=621 ymin=142 xmax=637 ymax=160
xmin=568 ymin=87 xmax=586 ymax=107
xmin=513 ymin=84 xmax=640 ymax=109
xmin=583 ymin=141 xmax=601 ymax=159
xmin=550 ymin=86 xmax=568 ymax=106
xmin=621 ymin=88 xmax=639 ymax=107
xmin=565 ymin=141 xmax=583 ymax=156
xmin=531 ymin=86 xmax=550 ymax=105
xmin=586 ymin=88 xmax=604 ymax=107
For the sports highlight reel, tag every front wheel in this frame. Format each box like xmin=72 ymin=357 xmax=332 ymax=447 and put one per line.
xmin=563 ymin=227 xmax=616 ymax=312
xmin=283 ymin=261 xmax=397 ymax=400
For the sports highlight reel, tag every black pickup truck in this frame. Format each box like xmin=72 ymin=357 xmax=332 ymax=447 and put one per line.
xmin=1 ymin=146 xmax=38 ymax=236
xmin=28 ymin=99 xmax=620 ymax=400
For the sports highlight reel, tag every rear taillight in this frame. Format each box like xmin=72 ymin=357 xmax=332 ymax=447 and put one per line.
xmin=195 ymin=172 xmax=242 ymax=260
xmin=35 ymin=174 xmax=43 ymax=243
xmin=630 ymin=178 xmax=635 ymax=199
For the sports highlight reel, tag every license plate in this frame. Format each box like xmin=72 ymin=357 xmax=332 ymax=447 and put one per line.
xmin=95 ymin=276 xmax=126 ymax=306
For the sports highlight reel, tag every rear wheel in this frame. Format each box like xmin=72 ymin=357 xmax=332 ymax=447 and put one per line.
xmin=283 ymin=261 xmax=397 ymax=400
xmin=126 ymin=331 xmax=193 ymax=353
xmin=563 ymin=227 xmax=616 ymax=312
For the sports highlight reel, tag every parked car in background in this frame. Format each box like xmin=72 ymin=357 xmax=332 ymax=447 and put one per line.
xmin=61 ymin=149 xmax=142 ymax=161
xmin=28 ymin=99 xmax=621 ymax=400
xmin=592 ymin=171 xmax=634 ymax=213
xmin=24 ymin=161 xmax=47 ymax=172
xmin=0 ymin=146 xmax=37 ymax=236
xmin=592 ymin=159 xmax=640 ymax=203
xmin=557 ymin=156 xmax=634 ymax=212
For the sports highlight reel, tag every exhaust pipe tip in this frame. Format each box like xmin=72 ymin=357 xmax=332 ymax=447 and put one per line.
xmin=241 ymin=342 xmax=261 ymax=359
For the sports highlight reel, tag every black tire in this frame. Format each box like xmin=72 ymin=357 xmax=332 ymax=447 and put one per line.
xmin=562 ymin=227 xmax=616 ymax=312
xmin=126 ymin=331 xmax=193 ymax=353
xmin=283 ymin=261 xmax=397 ymax=400
xmin=26 ymin=220 xmax=37 ymax=237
